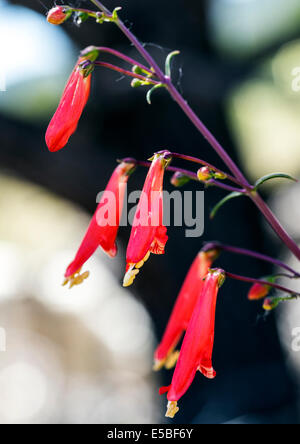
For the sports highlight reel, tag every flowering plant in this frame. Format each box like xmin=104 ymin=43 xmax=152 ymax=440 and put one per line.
xmin=45 ymin=1 xmax=300 ymax=418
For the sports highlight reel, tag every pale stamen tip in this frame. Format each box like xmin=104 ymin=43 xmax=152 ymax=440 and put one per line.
xmin=165 ymin=401 xmax=179 ymax=418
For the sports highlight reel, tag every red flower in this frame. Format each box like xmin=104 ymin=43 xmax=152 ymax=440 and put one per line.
xmin=248 ymin=282 xmax=271 ymax=300
xmin=45 ymin=58 xmax=92 ymax=152
xmin=47 ymin=6 xmax=71 ymax=25
xmin=160 ymin=268 xmax=225 ymax=418
xmin=63 ymin=162 xmax=135 ymax=288
xmin=123 ymin=152 xmax=171 ymax=287
xmin=153 ymin=250 xmax=219 ymax=371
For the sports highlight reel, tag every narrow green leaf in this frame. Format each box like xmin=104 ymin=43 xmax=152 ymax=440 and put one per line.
xmin=254 ymin=173 xmax=297 ymax=190
xmin=146 ymin=84 xmax=164 ymax=105
xmin=165 ymin=51 xmax=180 ymax=79
xmin=210 ymin=192 xmax=243 ymax=220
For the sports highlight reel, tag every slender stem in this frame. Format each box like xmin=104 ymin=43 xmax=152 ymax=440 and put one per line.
xmin=94 ymin=47 xmax=154 ymax=75
xmin=122 ymin=158 xmax=243 ymax=192
xmin=203 ymin=242 xmax=300 ymax=277
xmin=171 ymin=153 xmax=245 ymax=188
xmin=90 ymin=1 xmax=250 ymax=184
xmin=226 ymin=272 xmax=300 ymax=296
xmin=94 ymin=62 xmax=160 ymax=84
xmin=122 ymin=158 xmax=197 ymax=181
xmin=90 ymin=0 xmax=300 ymax=262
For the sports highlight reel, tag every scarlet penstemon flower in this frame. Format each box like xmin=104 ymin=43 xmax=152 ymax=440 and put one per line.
xmin=63 ymin=161 xmax=135 ymax=288
xmin=47 ymin=6 xmax=72 ymax=25
xmin=46 ymin=49 xmax=98 ymax=152
xmin=153 ymin=249 xmax=219 ymax=371
xmin=160 ymin=268 xmax=225 ymax=418
xmin=123 ymin=151 xmax=171 ymax=287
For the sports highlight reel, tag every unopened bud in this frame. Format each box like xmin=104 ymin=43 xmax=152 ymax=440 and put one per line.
xmin=248 ymin=282 xmax=271 ymax=301
xmin=263 ymin=297 xmax=280 ymax=311
xmin=47 ymin=6 xmax=71 ymax=25
xmin=80 ymin=46 xmax=99 ymax=63
xmin=214 ymin=171 xmax=227 ymax=180
xmin=197 ymin=167 xmax=212 ymax=182
xmin=131 ymin=78 xmax=144 ymax=88
xmin=171 ymin=172 xmax=190 ymax=187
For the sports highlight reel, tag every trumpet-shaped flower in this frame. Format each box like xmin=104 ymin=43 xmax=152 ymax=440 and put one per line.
xmin=46 ymin=58 xmax=93 ymax=152
xmin=161 ymin=268 xmax=225 ymax=418
xmin=63 ymin=162 xmax=135 ymax=288
xmin=123 ymin=152 xmax=171 ymax=287
xmin=153 ymin=250 xmax=219 ymax=371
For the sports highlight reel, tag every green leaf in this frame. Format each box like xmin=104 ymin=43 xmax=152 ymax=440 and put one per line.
xmin=210 ymin=192 xmax=243 ymax=220
xmin=165 ymin=51 xmax=180 ymax=79
xmin=146 ymin=84 xmax=165 ymax=105
xmin=254 ymin=173 xmax=297 ymax=190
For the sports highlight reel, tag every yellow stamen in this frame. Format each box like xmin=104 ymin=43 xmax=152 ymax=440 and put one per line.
xmin=123 ymin=266 xmax=140 ymax=287
xmin=123 ymin=252 xmax=151 ymax=287
xmin=165 ymin=401 xmax=179 ymax=418
xmin=165 ymin=350 xmax=180 ymax=370
xmin=62 ymin=269 xmax=90 ymax=289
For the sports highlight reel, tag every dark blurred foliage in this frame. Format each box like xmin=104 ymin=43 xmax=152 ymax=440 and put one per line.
xmin=3 ymin=0 xmax=299 ymax=424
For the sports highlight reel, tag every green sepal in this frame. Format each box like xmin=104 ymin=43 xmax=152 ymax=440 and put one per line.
xmin=146 ymin=83 xmax=165 ymax=105
xmin=254 ymin=173 xmax=297 ymax=190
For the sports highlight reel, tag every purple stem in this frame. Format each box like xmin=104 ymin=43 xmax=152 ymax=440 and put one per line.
xmin=94 ymin=47 xmax=154 ymax=75
xmin=226 ymin=272 xmax=300 ymax=296
xmin=203 ymin=242 xmax=300 ymax=277
xmin=90 ymin=0 xmax=300 ymax=262
xmin=122 ymin=158 xmax=242 ymax=192
xmin=94 ymin=62 xmax=160 ymax=84
xmin=171 ymin=153 xmax=245 ymax=188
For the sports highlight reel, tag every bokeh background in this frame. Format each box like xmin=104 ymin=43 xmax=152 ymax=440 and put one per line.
xmin=0 ymin=0 xmax=300 ymax=424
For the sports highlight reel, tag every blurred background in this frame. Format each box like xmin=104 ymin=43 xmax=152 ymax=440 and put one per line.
xmin=0 ymin=0 xmax=300 ymax=424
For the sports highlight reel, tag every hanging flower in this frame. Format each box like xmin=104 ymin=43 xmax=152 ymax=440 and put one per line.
xmin=153 ymin=249 xmax=219 ymax=371
xmin=47 ymin=6 xmax=72 ymax=25
xmin=123 ymin=151 xmax=171 ymax=287
xmin=160 ymin=268 xmax=225 ymax=418
xmin=63 ymin=162 xmax=135 ymax=288
xmin=45 ymin=54 xmax=96 ymax=152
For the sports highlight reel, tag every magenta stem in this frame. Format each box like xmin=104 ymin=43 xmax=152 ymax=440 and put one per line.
xmin=90 ymin=0 xmax=300 ymax=262
xmin=203 ymin=242 xmax=300 ymax=277
xmin=226 ymin=272 xmax=300 ymax=296
xmin=94 ymin=47 xmax=154 ymax=75
xmin=94 ymin=62 xmax=160 ymax=84
xmin=171 ymin=153 xmax=245 ymax=188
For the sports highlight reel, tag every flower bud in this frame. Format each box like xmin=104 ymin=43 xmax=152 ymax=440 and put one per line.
xmin=248 ymin=282 xmax=271 ymax=301
xmin=47 ymin=6 xmax=71 ymax=25
xmin=197 ymin=167 xmax=212 ymax=182
xmin=171 ymin=172 xmax=190 ymax=187
xmin=131 ymin=79 xmax=144 ymax=88
xmin=263 ymin=297 xmax=280 ymax=311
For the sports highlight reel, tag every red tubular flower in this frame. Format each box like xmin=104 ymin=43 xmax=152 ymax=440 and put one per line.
xmin=63 ymin=162 xmax=135 ymax=288
xmin=47 ymin=6 xmax=71 ymax=25
xmin=248 ymin=282 xmax=271 ymax=300
xmin=123 ymin=152 xmax=171 ymax=287
xmin=45 ymin=58 xmax=92 ymax=152
xmin=153 ymin=250 xmax=219 ymax=371
xmin=160 ymin=268 xmax=225 ymax=419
